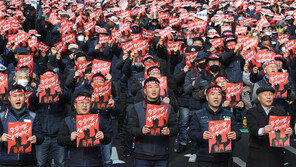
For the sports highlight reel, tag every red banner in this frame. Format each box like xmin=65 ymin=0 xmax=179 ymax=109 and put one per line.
xmin=93 ymin=83 xmax=112 ymax=109
xmin=144 ymin=62 xmax=160 ymax=79
xmin=39 ymin=42 xmax=50 ymax=53
xmin=226 ymin=83 xmax=243 ymax=107
xmin=269 ymin=72 xmax=289 ymax=98
xmin=255 ymin=50 xmax=276 ymax=67
xmin=235 ymin=26 xmax=247 ymax=37
xmin=208 ymin=120 xmax=231 ymax=153
xmin=268 ymin=116 xmax=290 ymax=147
xmin=39 ymin=74 xmax=59 ymax=103
xmin=146 ymin=104 xmax=169 ymax=136
xmin=91 ymin=59 xmax=111 ymax=77
xmin=156 ymin=76 xmax=168 ymax=97
xmin=167 ymin=41 xmax=182 ymax=55
xmin=185 ymin=52 xmax=198 ymax=68
xmin=8 ymin=122 xmax=32 ymax=154
xmin=76 ymin=114 xmax=100 ymax=147
xmin=0 ymin=73 xmax=8 ymax=100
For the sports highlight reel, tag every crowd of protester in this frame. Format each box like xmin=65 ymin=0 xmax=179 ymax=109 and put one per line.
xmin=0 ymin=0 xmax=296 ymax=167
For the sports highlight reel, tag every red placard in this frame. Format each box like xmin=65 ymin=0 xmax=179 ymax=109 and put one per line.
xmin=121 ymin=41 xmax=134 ymax=55
xmin=93 ymin=83 xmax=112 ymax=109
xmin=98 ymin=34 xmax=110 ymax=52
xmin=62 ymin=33 xmax=76 ymax=45
xmin=84 ymin=21 xmax=96 ymax=37
xmin=39 ymin=74 xmax=59 ymax=103
xmin=169 ymin=17 xmax=181 ymax=27
xmin=278 ymin=34 xmax=290 ymax=43
xmin=158 ymin=28 xmax=174 ymax=42
xmin=17 ymin=54 xmax=33 ymax=77
xmin=185 ymin=52 xmax=198 ymax=68
xmin=132 ymin=39 xmax=149 ymax=58
xmin=255 ymin=50 xmax=276 ymax=67
xmin=243 ymin=49 xmax=257 ymax=68
xmin=284 ymin=40 xmax=296 ymax=58
xmin=256 ymin=17 xmax=269 ymax=31
xmin=8 ymin=122 xmax=32 ymax=154
xmin=269 ymin=72 xmax=289 ymax=98
xmin=235 ymin=26 xmax=247 ymax=37
xmin=0 ymin=73 xmax=8 ymax=100
xmin=48 ymin=13 xmax=59 ymax=26
xmin=76 ymin=114 xmax=100 ymax=147
xmin=211 ymin=38 xmax=225 ymax=55
xmin=242 ymin=37 xmax=257 ymax=50
xmin=187 ymin=19 xmax=207 ymax=37
xmin=25 ymin=92 xmax=33 ymax=108
xmin=167 ymin=41 xmax=182 ymax=55
xmin=208 ymin=120 xmax=231 ymax=153
xmin=76 ymin=61 xmax=92 ymax=83
xmin=146 ymin=104 xmax=169 ymax=136
xmin=54 ymin=42 xmax=66 ymax=54
xmin=130 ymin=34 xmax=142 ymax=41
xmin=156 ymin=76 xmax=168 ymax=97
xmin=38 ymin=42 xmax=50 ymax=53
xmin=268 ymin=116 xmax=290 ymax=147
xmin=226 ymin=83 xmax=243 ymax=107
xmin=144 ymin=62 xmax=160 ymax=79
xmin=142 ymin=28 xmax=154 ymax=40
xmin=91 ymin=59 xmax=111 ymax=78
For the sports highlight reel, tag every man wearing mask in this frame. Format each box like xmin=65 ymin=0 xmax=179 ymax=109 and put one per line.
xmin=185 ymin=37 xmax=205 ymax=53
xmin=13 ymin=69 xmax=34 ymax=92
xmin=220 ymin=36 xmax=243 ymax=83
xmin=0 ymin=85 xmax=44 ymax=166
xmin=189 ymin=85 xmax=241 ymax=167
xmin=127 ymin=77 xmax=178 ymax=167
xmin=247 ymin=86 xmax=293 ymax=167
xmin=178 ymin=51 xmax=207 ymax=155
xmin=193 ymin=54 xmax=227 ymax=108
xmin=284 ymin=16 xmax=296 ymax=39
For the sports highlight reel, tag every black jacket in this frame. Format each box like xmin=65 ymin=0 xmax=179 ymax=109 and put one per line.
xmin=246 ymin=105 xmax=290 ymax=167
xmin=57 ymin=112 xmax=111 ymax=167
xmin=127 ymin=99 xmax=178 ymax=161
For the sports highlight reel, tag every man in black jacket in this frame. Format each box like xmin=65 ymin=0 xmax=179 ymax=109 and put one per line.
xmin=57 ymin=91 xmax=111 ymax=167
xmin=246 ymin=86 xmax=293 ymax=167
xmin=127 ymin=77 xmax=178 ymax=167
xmin=29 ymin=70 xmax=71 ymax=167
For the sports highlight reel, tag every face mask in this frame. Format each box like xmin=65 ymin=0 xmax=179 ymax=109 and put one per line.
xmin=198 ymin=62 xmax=206 ymax=69
xmin=77 ymin=36 xmax=85 ymax=42
xmin=265 ymin=32 xmax=272 ymax=36
xmin=209 ymin=65 xmax=220 ymax=73
xmin=227 ymin=43 xmax=236 ymax=50
xmin=17 ymin=79 xmax=29 ymax=87
xmin=193 ymin=46 xmax=202 ymax=51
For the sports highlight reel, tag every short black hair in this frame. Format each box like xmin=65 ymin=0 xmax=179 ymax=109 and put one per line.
xmin=146 ymin=66 xmax=160 ymax=75
xmin=144 ymin=77 xmax=160 ymax=87
xmin=74 ymin=49 xmax=86 ymax=61
xmin=7 ymin=84 xmax=26 ymax=97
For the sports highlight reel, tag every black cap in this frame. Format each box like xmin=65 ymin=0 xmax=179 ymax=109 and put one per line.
xmin=256 ymin=86 xmax=275 ymax=95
